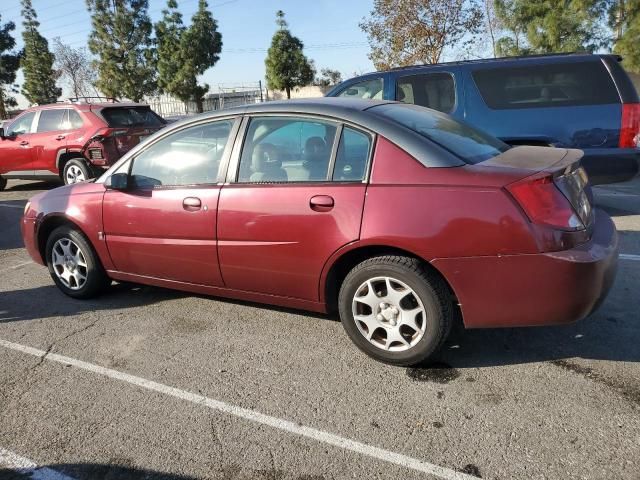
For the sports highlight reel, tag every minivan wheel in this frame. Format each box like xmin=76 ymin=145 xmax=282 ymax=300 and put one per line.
xmin=63 ymin=159 xmax=92 ymax=185
xmin=0 ymin=175 xmax=6 ymax=191
xmin=338 ymin=256 xmax=452 ymax=366
xmin=45 ymin=225 xmax=110 ymax=299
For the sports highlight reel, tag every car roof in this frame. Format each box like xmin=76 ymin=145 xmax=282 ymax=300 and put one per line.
xmin=131 ymin=98 xmax=465 ymax=169
xmin=23 ymin=101 xmax=151 ymax=113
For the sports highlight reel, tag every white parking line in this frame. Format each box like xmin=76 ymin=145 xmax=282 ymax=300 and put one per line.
xmin=0 ymin=446 xmax=75 ymax=480
xmin=0 ymin=261 xmax=33 ymax=273
xmin=620 ymin=253 xmax=640 ymax=261
xmin=0 ymin=204 xmax=24 ymax=209
xmin=0 ymin=338 xmax=476 ymax=480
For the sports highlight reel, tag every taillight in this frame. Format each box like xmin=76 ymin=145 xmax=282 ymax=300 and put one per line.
xmin=620 ymin=103 xmax=640 ymax=148
xmin=507 ymin=175 xmax=583 ymax=231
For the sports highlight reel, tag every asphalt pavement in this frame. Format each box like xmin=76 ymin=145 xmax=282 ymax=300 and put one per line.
xmin=0 ymin=177 xmax=639 ymax=480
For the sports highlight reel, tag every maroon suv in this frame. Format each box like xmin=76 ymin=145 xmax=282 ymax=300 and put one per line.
xmin=21 ymin=99 xmax=618 ymax=366
xmin=0 ymin=99 xmax=166 ymax=190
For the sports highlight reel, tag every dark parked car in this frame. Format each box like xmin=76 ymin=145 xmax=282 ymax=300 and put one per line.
xmin=326 ymin=53 xmax=640 ymax=185
xmin=0 ymin=98 xmax=166 ymax=190
xmin=22 ymin=99 xmax=617 ymax=365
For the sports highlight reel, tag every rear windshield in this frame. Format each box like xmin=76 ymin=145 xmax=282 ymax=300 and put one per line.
xmin=99 ymin=107 xmax=166 ymax=128
xmin=472 ymin=61 xmax=620 ymax=109
xmin=370 ymin=103 xmax=509 ymax=164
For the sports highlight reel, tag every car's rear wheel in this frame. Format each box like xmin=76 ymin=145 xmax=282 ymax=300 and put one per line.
xmin=62 ymin=159 xmax=92 ymax=185
xmin=45 ymin=225 xmax=110 ymax=299
xmin=0 ymin=175 xmax=6 ymax=191
xmin=338 ymin=256 xmax=452 ymax=366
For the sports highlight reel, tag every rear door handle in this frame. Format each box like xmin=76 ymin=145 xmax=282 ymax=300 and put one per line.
xmin=56 ymin=134 xmax=66 ymax=140
xmin=183 ymin=197 xmax=202 ymax=211
xmin=19 ymin=141 xmax=29 ymax=146
xmin=310 ymin=195 xmax=334 ymax=212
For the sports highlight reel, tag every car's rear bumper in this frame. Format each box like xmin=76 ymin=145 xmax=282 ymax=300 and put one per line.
xmin=580 ymin=148 xmax=640 ymax=185
xmin=431 ymin=209 xmax=618 ymax=328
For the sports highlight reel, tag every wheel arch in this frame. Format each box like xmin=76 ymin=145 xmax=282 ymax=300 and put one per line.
xmin=56 ymin=150 xmax=87 ymax=174
xmin=321 ymin=243 xmax=459 ymax=317
xmin=37 ymin=215 xmax=89 ymax=264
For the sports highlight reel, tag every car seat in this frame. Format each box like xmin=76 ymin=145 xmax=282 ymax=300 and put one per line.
xmin=249 ymin=143 xmax=288 ymax=182
xmin=302 ymin=137 xmax=329 ymax=181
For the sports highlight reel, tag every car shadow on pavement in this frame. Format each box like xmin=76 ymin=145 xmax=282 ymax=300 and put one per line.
xmin=0 ymin=464 xmax=197 ymax=480
xmin=2 ymin=180 xmax=62 ymax=192
xmin=0 ymin=199 xmax=29 ymax=251
xmin=0 ymin=282 xmax=185 ymax=324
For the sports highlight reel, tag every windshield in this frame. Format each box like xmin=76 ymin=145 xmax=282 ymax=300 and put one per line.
xmin=369 ymin=103 xmax=509 ymax=164
xmin=99 ymin=107 xmax=166 ymax=128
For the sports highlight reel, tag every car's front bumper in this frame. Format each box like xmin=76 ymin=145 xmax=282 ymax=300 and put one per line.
xmin=580 ymin=148 xmax=640 ymax=185
xmin=431 ymin=209 xmax=618 ymax=328
xmin=21 ymin=214 xmax=45 ymax=266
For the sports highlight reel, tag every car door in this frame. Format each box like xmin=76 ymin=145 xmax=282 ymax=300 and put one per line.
xmin=217 ymin=115 xmax=374 ymax=301
xmin=29 ymin=108 xmax=70 ymax=174
xmin=102 ymin=117 xmax=239 ymax=286
xmin=0 ymin=111 xmax=37 ymax=174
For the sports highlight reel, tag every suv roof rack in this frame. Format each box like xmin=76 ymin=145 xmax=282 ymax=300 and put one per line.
xmin=67 ymin=96 xmax=120 ymax=104
xmin=386 ymin=52 xmax=595 ymax=72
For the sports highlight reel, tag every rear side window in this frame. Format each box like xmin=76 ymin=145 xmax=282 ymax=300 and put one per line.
xmin=100 ymin=107 xmax=166 ymax=128
xmin=371 ymin=103 xmax=509 ymax=164
xmin=333 ymin=127 xmax=371 ymax=181
xmin=37 ymin=109 xmax=66 ymax=132
xmin=397 ymin=73 xmax=456 ymax=113
xmin=472 ymin=61 xmax=620 ymax=109
xmin=337 ymin=78 xmax=384 ymax=100
xmin=66 ymin=110 xmax=84 ymax=129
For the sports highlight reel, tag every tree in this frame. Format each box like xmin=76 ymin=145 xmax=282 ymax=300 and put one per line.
xmin=86 ymin=0 xmax=156 ymax=101
xmin=20 ymin=0 xmax=61 ymax=105
xmin=0 ymin=15 xmax=21 ymax=119
xmin=495 ymin=0 xmax=608 ymax=56
xmin=155 ymin=0 xmax=222 ymax=112
xmin=315 ymin=68 xmax=343 ymax=87
xmin=265 ymin=11 xmax=315 ymax=99
xmin=53 ymin=39 xmax=97 ymax=98
xmin=483 ymin=0 xmax=503 ymax=57
xmin=360 ymin=0 xmax=484 ymax=69
xmin=610 ymin=0 xmax=640 ymax=73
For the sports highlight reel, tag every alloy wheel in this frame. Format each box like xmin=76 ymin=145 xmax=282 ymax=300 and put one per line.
xmin=51 ymin=238 xmax=88 ymax=290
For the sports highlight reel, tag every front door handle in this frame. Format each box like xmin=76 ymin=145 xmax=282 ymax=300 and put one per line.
xmin=56 ymin=134 xmax=66 ymax=140
xmin=310 ymin=195 xmax=334 ymax=212
xmin=19 ymin=141 xmax=29 ymax=146
xmin=183 ymin=197 xmax=202 ymax=211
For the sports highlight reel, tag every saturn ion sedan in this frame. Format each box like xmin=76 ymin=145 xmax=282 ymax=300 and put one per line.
xmin=21 ymin=98 xmax=618 ymax=366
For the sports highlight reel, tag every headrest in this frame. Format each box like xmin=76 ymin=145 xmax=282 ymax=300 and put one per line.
xmin=304 ymin=137 xmax=326 ymax=162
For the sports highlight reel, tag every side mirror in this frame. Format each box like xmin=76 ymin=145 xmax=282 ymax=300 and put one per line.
xmin=105 ymin=172 xmax=129 ymax=190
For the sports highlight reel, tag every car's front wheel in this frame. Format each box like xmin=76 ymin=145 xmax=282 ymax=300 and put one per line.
xmin=45 ymin=225 xmax=110 ymax=299
xmin=62 ymin=159 xmax=92 ymax=185
xmin=338 ymin=256 xmax=452 ymax=366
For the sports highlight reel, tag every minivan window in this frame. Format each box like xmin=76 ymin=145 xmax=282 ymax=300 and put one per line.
xmin=337 ymin=78 xmax=384 ymax=100
xmin=397 ymin=73 xmax=456 ymax=113
xmin=100 ymin=107 xmax=166 ymax=128
xmin=37 ymin=109 xmax=67 ymax=132
xmin=472 ymin=61 xmax=620 ymax=109
xmin=370 ymin=103 xmax=509 ymax=164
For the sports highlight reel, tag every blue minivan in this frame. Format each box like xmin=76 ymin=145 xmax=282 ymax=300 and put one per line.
xmin=326 ymin=53 xmax=640 ymax=184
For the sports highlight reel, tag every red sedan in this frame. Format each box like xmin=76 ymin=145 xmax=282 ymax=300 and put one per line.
xmin=21 ymin=99 xmax=618 ymax=365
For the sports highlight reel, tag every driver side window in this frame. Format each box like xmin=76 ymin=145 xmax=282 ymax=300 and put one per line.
xmin=7 ymin=112 xmax=36 ymax=136
xmin=130 ymin=120 xmax=233 ymax=188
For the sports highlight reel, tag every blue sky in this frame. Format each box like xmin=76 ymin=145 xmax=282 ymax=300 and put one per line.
xmin=2 ymin=0 xmax=378 ymax=107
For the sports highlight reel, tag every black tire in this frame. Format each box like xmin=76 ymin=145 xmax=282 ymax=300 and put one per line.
xmin=45 ymin=225 xmax=110 ymax=299
xmin=62 ymin=158 xmax=92 ymax=185
xmin=338 ymin=256 xmax=452 ymax=366
xmin=0 ymin=175 xmax=6 ymax=191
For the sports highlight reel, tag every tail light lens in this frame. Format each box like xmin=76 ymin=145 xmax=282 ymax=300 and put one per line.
xmin=507 ymin=175 xmax=583 ymax=231
xmin=620 ymin=103 xmax=640 ymax=148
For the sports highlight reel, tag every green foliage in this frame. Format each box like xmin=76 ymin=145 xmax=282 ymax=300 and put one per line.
xmin=20 ymin=0 xmax=61 ymax=105
xmin=315 ymin=68 xmax=343 ymax=87
xmin=360 ymin=0 xmax=484 ymax=69
xmin=265 ymin=11 xmax=315 ymax=98
xmin=86 ymin=0 xmax=156 ymax=101
xmin=155 ymin=0 xmax=222 ymax=110
xmin=494 ymin=0 xmax=608 ymax=56
xmin=0 ymin=14 xmax=21 ymax=118
xmin=611 ymin=0 xmax=640 ymax=73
